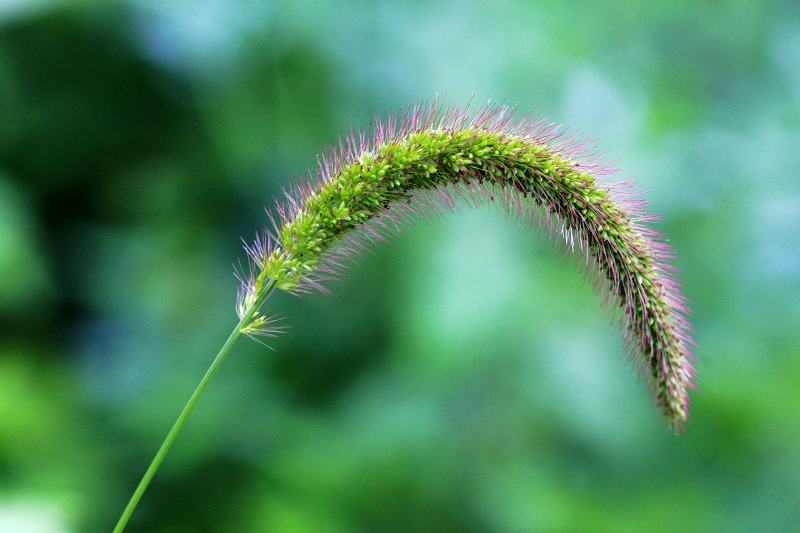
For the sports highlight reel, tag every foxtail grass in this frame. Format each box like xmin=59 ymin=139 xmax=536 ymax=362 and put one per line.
xmin=114 ymin=101 xmax=695 ymax=531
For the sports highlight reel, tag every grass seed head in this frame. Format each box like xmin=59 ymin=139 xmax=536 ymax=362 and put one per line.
xmin=239 ymin=101 xmax=696 ymax=430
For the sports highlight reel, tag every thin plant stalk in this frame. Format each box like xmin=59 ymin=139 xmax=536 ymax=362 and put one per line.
xmin=113 ymin=280 xmax=277 ymax=532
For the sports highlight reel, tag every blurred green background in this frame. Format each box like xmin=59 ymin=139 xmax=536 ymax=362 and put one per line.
xmin=1 ymin=1 xmax=799 ymax=531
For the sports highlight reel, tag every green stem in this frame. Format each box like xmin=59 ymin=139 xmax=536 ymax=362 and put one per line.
xmin=113 ymin=280 xmax=278 ymax=532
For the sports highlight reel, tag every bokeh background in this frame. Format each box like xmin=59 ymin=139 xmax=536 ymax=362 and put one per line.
xmin=1 ymin=1 xmax=799 ymax=531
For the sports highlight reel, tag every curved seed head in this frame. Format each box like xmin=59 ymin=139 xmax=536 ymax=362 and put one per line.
xmin=238 ymin=101 xmax=696 ymax=431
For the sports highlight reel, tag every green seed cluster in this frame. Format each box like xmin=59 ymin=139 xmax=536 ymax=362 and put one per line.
xmin=248 ymin=127 xmax=691 ymax=428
